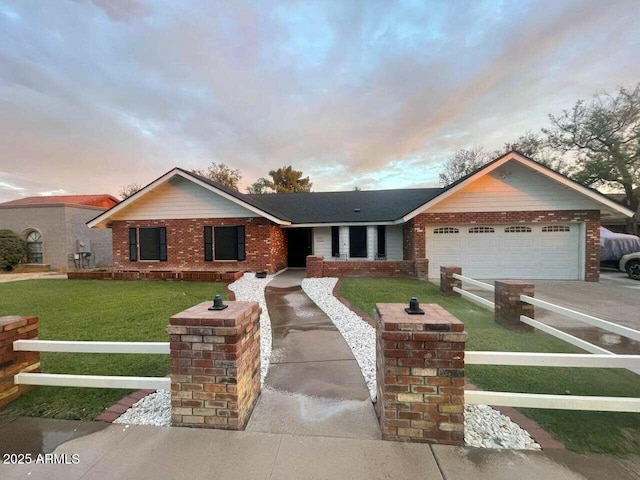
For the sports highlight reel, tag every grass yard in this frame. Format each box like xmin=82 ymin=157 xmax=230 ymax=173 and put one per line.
xmin=339 ymin=277 xmax=640 ymax=455
xmin=0 ymin=279 xmax=227 ymax=421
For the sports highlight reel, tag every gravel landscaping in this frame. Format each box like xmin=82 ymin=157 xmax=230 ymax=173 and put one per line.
xmin=302 ymin=277 xmax=541 ymax=450
xmin=113 ymin=390 xmax=171 ymax=427
xmin=228 ymin=272 xmax=274 ymax=385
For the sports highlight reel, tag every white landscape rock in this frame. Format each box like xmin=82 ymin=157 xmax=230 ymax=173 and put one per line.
xmin=301 ymin=276 xmax=541 ymax=451
xmin=114 ymin=273 xmax=273 ymax=426
xmin=113 ymin=389 xmax=171 ymax=427
xmin=228 ymin=272 xmax=274 ymax=385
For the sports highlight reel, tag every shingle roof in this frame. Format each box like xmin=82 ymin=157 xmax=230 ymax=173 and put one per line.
xmin=0 ymin=194 xmax=119 ymax=209
xmin=246 ymin=188 xmax=443 ymax=223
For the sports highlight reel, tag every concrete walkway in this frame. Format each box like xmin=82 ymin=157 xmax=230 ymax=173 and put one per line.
xmin=0 ymin=272 xmax=67 ymax=283
xmin=1 ymin=419 xmax=639 ymax=480
xmin=246 ymin=269 xmax=380 ymax=439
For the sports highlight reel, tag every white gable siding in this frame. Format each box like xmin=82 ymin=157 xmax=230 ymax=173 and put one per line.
xmin=427 ymin=161 xmax=603 ymax=214
xmin=111 ymin=177 xmax=256 ymax=220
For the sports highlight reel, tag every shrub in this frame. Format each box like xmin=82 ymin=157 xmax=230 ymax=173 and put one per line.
xmin=0 ymin=230 xmax=27 ymax=271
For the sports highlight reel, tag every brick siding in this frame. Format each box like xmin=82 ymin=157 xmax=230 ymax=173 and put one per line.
xmin=404 ymin=210 xmax=601 ymax=281
xmin=110 ymin=218 xmax=287 ymax=274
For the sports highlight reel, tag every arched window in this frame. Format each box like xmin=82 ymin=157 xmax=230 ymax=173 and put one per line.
xmin=25 ymin=231 xmax=43 ymax=264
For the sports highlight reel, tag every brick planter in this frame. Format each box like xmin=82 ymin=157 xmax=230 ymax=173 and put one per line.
xmin=167 ymin=301 xmax=261 ymax=430
xmin=375 ymin=303 xmax=467 ymax=445
xmin=0 ymin=316 xmax=40 ymax=410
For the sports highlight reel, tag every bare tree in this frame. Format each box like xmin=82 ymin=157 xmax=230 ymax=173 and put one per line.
xmin=543 ymin=83 xmax=640 ymax=233
xmin=192 ymin=163 xmax=242 ymax=191
xmin=119 ymin=183 xmax=142 ymax=199
xmin=438 ymin=146 xmax=492 ymax=186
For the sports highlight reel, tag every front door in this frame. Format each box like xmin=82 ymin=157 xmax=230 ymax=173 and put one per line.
xmin=286 ymin=228 xmax=313 ymax=267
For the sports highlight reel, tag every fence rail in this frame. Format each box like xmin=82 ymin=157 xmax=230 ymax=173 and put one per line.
xmin=15 ymin=372 xmax=170 ymax=390
xmin=452 ymin=287 xmax=495 ymax=310
xmin=465 ymin=390 xmax=640 ymax=413
xmin=466 ymin=351 xmax=638 ymax=368
xmin=13 ymin=339 xmax=170 ymax=355
xmin=452 ymin=273 xmax=494 ymax=292
xmin=12 ymin=340 xmax=170 ymax=391
xmin=520 ymin=294 xmax=640 ymax=342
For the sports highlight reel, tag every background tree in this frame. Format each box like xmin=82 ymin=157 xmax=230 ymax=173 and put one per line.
xmin=264 ymin=166 xmax=312 ymax=193
xmin=119 ymin=183 xmax=142 ymax=199
xmin=0 ymin=230 xmax=27 ymax=271
xmin=438 ymin=146 xmax=492 ymax=186
xmin=503 ymin=132 xmax=567 ymax=172
xmin=191 ymin=162 xmax=242 ymax=191
xmin=543 ymin=83 xmax=640 ymax=233
xmin=246 ymin=178 xmax=272 ymax=194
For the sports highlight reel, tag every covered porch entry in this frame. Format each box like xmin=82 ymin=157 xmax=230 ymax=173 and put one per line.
xmin=286 ymin=227 xmax=313 ymax=267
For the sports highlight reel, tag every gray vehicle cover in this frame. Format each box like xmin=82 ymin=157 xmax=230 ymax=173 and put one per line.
xmin=600 ymin=227 xmax=640 ymax=261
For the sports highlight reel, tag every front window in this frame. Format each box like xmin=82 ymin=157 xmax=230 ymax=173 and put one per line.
xmin=349 ymin=226 xmax=367 ymax=258
xmin=129 ymin=227 xmax=167 ymax=262
xmin=214 ymin=226 xmax=246 ymax=261
xmin=26 ymin=231 xmax=43 ymax=264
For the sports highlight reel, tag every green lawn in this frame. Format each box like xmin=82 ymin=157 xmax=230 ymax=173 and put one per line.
xmin=339 ymin=277 xmax=640 ymax=455
xmin=0 ymin=279 xmax=227 ymax=421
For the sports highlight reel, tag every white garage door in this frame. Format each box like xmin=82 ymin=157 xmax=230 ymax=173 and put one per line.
xmin=426 ymin=224 xmax=582 ymax=280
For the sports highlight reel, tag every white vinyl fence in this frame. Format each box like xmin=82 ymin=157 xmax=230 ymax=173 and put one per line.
xmin=13 ymin=340 xmax=170 ymax=390
xmin=453 ymin=273 xmax=640 ymax=413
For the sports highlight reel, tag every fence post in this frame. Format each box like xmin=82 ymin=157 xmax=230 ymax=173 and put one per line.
xmin=167 ymin=301 xmax=261 ymax=429
xmin=415 ymin=259 xmax=429 ymax=280
xmin=494 ymin=281 xmax=534 ymax=332
xmin=375 ymin=302 xmax=467 ymax=445
xmin=0 ymin=316 xmax=40 ymax=410
xmin=306 ymin=255 xmax=324 ymax=278
xmin=440 ymin=266 xmax=462 ymax=297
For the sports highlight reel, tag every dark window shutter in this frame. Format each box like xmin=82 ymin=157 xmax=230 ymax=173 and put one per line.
xmin=237 ymin=226 xmax=246 ymax=261
xmin=204 ymin=226 xmax=213 ymax=261
xmin=128 ymin=228 xmax=137 ymax=261
xmin=331 ymin=226 xmax=340 ymax=257
xmin=159 ymin=227 xmax=167 ymax=261
xmin=377 ymin=226 xmax=386 ymax=257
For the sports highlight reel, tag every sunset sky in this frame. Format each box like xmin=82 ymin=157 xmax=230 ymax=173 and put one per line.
xmin=0 ymin=0 xmax=639 ymax=202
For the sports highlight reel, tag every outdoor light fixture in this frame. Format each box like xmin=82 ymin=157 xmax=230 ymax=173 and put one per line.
xmin=405 ymin=297 xmax=425 ymax=315
xmin=208 ymin=294 xmax=228 ymax=311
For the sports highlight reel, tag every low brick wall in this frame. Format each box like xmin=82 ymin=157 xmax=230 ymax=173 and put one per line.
xmin=67 ymin=270 xmax=244 ymax=282
xmin=0 ymin=316 xmax=40 ymax=410
xmin=307 ymin=256 xmax=428 ymax=279
xmin=168 ymin=301 xmax=261 ymax=429
xmin=375 ymin=303 xmax=467 ymax=445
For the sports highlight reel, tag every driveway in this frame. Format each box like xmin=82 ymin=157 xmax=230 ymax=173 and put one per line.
xmin=463 ymin=271 xmax=640 ymax=354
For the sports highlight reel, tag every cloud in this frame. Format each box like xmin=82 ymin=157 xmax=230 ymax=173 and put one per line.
xmin=0 ymin=0 xmax=638 ymax=202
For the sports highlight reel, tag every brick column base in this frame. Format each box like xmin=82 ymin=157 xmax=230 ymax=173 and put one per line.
xmin=440 ymin=266 xmax=462 ymax=297
xmin=375 ymin=303 xmax=467 ymax=445
xmin=494 ymin=281 xmax=534 ymax=332
xmin=415 ymin=259 xmax=429 ymax=280
xmin=306 ymin=255 xmax=324 ymax=278
xmin=0 ymin=316 xmax=40 ymax=410
xmin=168 ymin=301 xmax=261 ymax=429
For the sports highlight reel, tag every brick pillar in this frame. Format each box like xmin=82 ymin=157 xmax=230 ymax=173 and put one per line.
xmin=415 ymin=259 xmax=429 ymax=280
xmin=306 ymin=255 xmax=324 ymax=278
xmin=494 ymin=281 xmax=534 ymax=332
xmin=440 ymin=266 xmax=462 ymax=297
xmin=0 ymin=316 xmax=40 ymax=410
xmin=375 ymin=303 xmax=467 ymax=445
xmin=167 ymin=301 xmax=261 ymax=429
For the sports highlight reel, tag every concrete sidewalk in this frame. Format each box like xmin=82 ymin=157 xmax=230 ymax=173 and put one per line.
xmin=1 ymin=420 xmax=639 ymax=480
xmin=246 ymin=269 xmax=380 ymax=439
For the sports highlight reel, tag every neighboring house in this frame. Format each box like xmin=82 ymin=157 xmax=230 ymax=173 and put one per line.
xmin=602 ymin=193 xmax=639 ymax=233
xmin=88 ymin=152 xmax=634 ymax=282
xmin=0 ymin=195 xmax=118 ymax=271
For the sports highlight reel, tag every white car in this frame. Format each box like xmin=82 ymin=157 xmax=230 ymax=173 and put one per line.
xmin=620 ymin=252 xmax=640 ymax=281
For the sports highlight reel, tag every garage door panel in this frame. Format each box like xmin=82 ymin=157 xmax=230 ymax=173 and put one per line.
xmin=426 ymin=224 xmax=581 ymax=280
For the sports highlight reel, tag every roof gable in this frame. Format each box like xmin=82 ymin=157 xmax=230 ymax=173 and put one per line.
xmin=402 ymin=151 xmax=635 ymax=221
